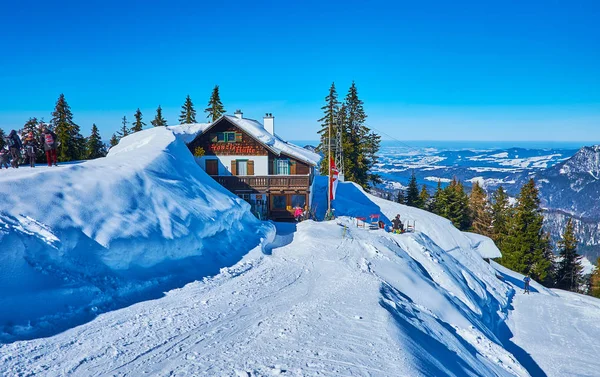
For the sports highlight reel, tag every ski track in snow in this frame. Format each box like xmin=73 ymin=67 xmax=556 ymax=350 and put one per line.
xmin=1 ymin=224 xmax=411 ymax=376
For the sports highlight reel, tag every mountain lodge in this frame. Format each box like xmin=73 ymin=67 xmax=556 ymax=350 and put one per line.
xmin=186 ymin=111 xmax=321 ymax=220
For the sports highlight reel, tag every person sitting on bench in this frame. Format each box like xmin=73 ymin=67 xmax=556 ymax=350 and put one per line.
xmin=391 ymin=215 xmax=403 ymax=233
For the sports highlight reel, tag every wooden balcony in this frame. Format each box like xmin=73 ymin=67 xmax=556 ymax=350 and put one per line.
xmin=213 ymin=175 xmax=310 ymax=192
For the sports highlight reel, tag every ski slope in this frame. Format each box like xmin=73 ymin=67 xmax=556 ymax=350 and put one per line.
xmin=494 ymin=262 xmax=600 ymax=377
xmin=2 ymin=134 xmax=599 ymax=376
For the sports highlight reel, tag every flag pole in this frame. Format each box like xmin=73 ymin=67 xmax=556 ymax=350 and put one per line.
xmin=327 ymin=117 xmax=332 ymax=217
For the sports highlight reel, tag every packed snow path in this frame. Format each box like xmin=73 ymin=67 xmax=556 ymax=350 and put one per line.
xmin=2 ymin=220 xmax=525 ymax=377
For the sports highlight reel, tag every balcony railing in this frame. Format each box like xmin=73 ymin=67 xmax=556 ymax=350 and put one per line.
xmin=213 ymin=175 xmax=310 ymax=192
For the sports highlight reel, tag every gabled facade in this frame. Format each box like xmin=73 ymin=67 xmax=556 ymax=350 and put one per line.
xmin=187 ymin=112 xmax=320 ymax=220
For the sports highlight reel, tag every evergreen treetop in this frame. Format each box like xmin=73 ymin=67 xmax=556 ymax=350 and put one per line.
xmin=205 ymin=86 xmax=226 ymax=122
xmin=429 ymin=180 xmax=444 ymax=214
xmin=419 ymin=185 xmax=430 ymax=209
xmin=179 ymin=95 xmax=197 ymax=124
xmin=555 ymin=218 xmax=583 ymax=292
xmin=0 ymin=128 xmax=5 ymax=149
xmin=490 ymin=185 xmax=511 ymax=249
xmin=118 ymin=116 xmax=130 ymax=138
xmin=317 ymin=83 xmax=340 ymax=175
xmin=109 ymin=133 xmax=119 ymax=147
xmin=151 ymin=105 xmax=168 ymax=127
xmin=469 ymin=181 xmax=492 ymax=237
xmin=51 ymin=93 xmax=85 ymax=162
xmin=131 ymin=108 xmax=146 ymax=133
xmin=86 ymin=124 xmax=106 ymax=159
xmin=396 ymin=189 xmax=406 ymax=205
xmin=406 ymin=172 xmax=421 ymax=208
xmin=500 ymin=179 xmax=552 ymax=281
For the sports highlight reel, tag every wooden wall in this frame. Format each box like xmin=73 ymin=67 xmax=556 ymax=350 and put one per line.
xmin=188 ymin=119 xmax=269 ymax=157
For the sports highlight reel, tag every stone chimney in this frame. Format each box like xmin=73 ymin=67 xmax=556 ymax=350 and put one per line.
xmin=263 ymin=113 xmax=274 ymax=135
xmin=234 ymin=109 xmax=243 ymax=119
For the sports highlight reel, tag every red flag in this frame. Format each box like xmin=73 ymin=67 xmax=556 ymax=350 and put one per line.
xmin=329 ymin=157 xmax=339 ymax=201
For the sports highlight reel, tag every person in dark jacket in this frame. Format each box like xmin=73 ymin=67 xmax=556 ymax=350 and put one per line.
xmin=23 ymin=131 xmax=37 ymax=168
xmin=6 ymin=130 xmax=22 ymax=168
xmin=523 ymin=275 xmax=531 ymax=294
xmin=391 ymin=214 xmax=404 ymax=234
xmin=40 ymin=127 xmax=58 ymax=167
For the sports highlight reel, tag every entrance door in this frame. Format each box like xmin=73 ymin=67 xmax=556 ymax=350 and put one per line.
xmin=205 ymin=159 xmax=218 ymax=175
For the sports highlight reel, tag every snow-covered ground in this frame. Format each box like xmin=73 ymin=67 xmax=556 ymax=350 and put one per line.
xmin=0 ymin=127 xmax=270 ymax=342
xmin=2 ymin=130 xmax=599 ymax=376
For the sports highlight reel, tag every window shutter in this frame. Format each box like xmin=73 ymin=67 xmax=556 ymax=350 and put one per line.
xmin=231 ymin=160 xmax=237 ymax=176
xmin=210 ymin=133 xmax=217 ymax=142
xmin=235 ymin=132 xmax=243 ymax=143
xmin=290 ymin=160 xmax=297 ymax=175
xmin=247 ymin=160 xmax=254 ymax=176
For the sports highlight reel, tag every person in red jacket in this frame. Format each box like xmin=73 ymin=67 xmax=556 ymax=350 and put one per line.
xmin=40 ymin=126 xmax=58 ymax=167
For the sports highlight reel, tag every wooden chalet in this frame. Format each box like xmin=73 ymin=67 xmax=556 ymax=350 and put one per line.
xmin=186 ymin=111 xmax=320 ymax=221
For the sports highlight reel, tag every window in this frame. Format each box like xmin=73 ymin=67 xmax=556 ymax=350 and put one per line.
xmin=291 ymin=195 xmax=306 ymax=208
xmin=237 ymin=160 xmax=248 ymax=175
xmin=212 ymin=132 xmax=238 ymax=143
xmin=271 ymin=195 xmax=287 ymax=210
xmin=205 ymin=159 xmax=218 ymax=175
xmin=274 ymin=159 xmax=290 ymax=175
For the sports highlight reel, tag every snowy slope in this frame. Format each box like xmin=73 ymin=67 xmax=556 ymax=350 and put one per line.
xmin=3 ymin=158 xmax=599 ymax=376
xmin=493 ymin=262 xmax=600 ymax=377
xmin=1 ymin=218 xmax=527 ymax=377
xmin=2 ymin=176 xmax=534 ymax=377
xmin=0 ymin=127 xmax=271 ymax=342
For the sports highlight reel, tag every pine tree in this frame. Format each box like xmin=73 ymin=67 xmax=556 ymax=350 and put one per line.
xmin=51 ymin=94 xmax=85 ymax=162
xmin=490 ymin=186 xmax=511 ymax=249
xmin=406 ymin=172 xmax=421 ymax=208
xmin=86 ymin=124 xmax=106 ymax=159
xmin=344 ymin=82 xmax=381 ymax=189
xmin=109 ymin=133 xmax=119 ymax=147
xmin=469 ymin=181 xmax=492 ymax=237
xmin=179 ymin=95 xmax=197 ymax=124
xmin=419 ymin=185 xmax=430 ymax=210
xmin=396 ymin=189 xmax=406 ymax=204
xmin=590 ymin=258 xmax=600 ymax=298
xmin=117 ymin=116 xmax=130 ymax=139
xmin=500 ymin=179 xmax=552 ymax=281
xmin=555 ymin=219 xmax=583 ymax=292
xmin=0 ymin=128 xmax=5 ymax=149
xmin=428 ymin=180 xmax=444 ymax=214
xmin=317 ymin=83 xmax=340 ymax=175
xmin=151 ymin=105 xmax=168 ymax=127
xmin=205 ymin=85 xmax=226 ymax=122
xmin=441 ymin=179 xmax=471 ymax=231
xmin=131 ymin=108 xmax=145 ymax=132
xmin=540 ymin=231 xmax=556 ymax=287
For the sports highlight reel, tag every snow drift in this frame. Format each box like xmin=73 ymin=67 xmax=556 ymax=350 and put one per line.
xmin=0 ymin=127 xmax=271 ymax=342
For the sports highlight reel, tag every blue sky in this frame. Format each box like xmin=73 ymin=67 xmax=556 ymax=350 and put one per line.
xmin=1 ymin=0 xmax=599 ymax=143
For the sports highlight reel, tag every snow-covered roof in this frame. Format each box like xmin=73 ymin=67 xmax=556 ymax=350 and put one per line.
xmin=174 ymin=115 xmax=321 ymax=166
xmin=167 ymin=123 xmax=211 ymax=144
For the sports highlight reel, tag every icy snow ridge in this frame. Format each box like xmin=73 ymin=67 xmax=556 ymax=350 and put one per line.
xmin=0 ymin=127 xmax=271 ymax=342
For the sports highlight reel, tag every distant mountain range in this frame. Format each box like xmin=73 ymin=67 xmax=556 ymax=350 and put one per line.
xmin=373 ymin=144 xmax=600 ymax=262
xmin=520 ymin=146 xmax=600 ymax=261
